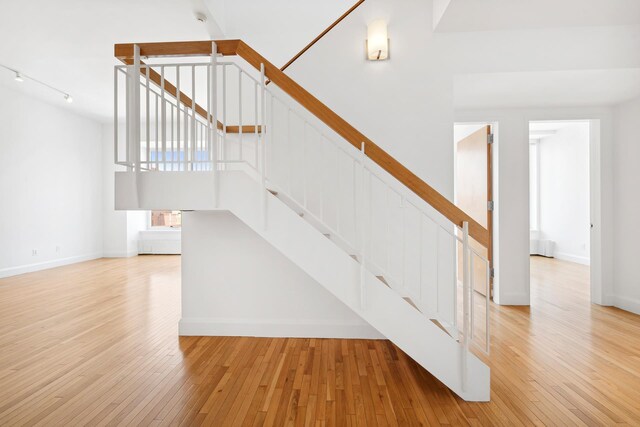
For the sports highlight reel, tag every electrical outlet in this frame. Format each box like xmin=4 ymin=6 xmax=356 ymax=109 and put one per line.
xmin=32 ymin=249 xmax=38 ymax=256
xmin=56 ymin=246 xmax=60 ymax=253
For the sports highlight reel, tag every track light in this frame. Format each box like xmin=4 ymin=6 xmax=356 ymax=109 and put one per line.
xmin=1 ymin=64 xmax=73 ymax=105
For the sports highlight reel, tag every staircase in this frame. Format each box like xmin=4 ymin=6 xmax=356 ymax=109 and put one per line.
xmin=112 ymin=40 xmax=491 ymax=401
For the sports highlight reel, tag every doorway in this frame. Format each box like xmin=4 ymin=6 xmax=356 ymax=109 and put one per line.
xmin=528 ymin=120 xmax=591 ymax=300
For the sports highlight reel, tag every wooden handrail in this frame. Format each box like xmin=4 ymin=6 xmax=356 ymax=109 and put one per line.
xmin=115 ymin=40 xmax=490 ymax=247
xmin=280 ymin=0 xmax=365 ymax=73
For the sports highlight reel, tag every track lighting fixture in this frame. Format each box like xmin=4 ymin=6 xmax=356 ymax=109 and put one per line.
xmin=1 ymin=64 xmax=73 ymax=105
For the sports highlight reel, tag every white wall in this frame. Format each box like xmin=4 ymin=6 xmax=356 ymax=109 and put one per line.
xmin=287 ymin=0 xmax=454 ymax=197
xmin=0 ymin=84 xmax=103 ymax=277
xmin=456 ymin=107 xmax=614 ymax=306
xmin=536 ymin=122 xmax=590 ymax=264
xmin=612 ymin=96 xmax=640 ymax=314
xmin=283 ymin=0 xmax=636 ymax=306
xmin=180 ymin=210 xmax=381 ymax=338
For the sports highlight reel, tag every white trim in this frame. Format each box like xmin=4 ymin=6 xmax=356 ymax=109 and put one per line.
xmin=0 ymin=253 xmax=103 ymax=279
xmin=102 ymin=250 xmax=139 ymax=258
xmin=612 ymin=295 xmax=640 ymax=316
xmin=495 ymin=292 xmax=529 ymax=306
xmin=178 ymin=317 xmax=385 ymax=339
xmin=554 ymin=252 xmax=590 ymax=266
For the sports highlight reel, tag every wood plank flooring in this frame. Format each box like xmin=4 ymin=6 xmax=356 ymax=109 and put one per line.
xmin=0 ymin=255 xmax=639 ymax=425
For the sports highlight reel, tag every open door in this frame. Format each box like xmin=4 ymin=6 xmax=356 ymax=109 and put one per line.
xmin=456 ymin=125 xmax=493 ymax=296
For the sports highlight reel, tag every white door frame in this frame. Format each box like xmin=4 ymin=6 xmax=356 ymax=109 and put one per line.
xmin=528 ymin=118 xmax=602 ymax=305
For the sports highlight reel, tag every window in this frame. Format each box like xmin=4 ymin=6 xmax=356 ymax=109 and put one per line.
xmin=151 ymin=210 xmax=182 ymax=228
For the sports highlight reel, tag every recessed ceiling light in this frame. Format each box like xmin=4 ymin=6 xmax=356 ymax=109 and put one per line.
xmin=15 ymin=72 xmax=24 ymax=82
xmin=64 ymin=94 xmax=73 ymax=103
xmin=195 ymin=12 xmax=207 ymax=23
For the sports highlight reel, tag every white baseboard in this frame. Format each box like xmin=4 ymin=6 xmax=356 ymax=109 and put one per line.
xmin=554 ymin=252 xmax=590 ymax=266
xmin=612 ymin=295 xmax=640 ymax=316
xmin=102 ymin=250 xmax=138 ymax=258
xmin=0 ymin=253 xmax=102 ymax=279
xmin=179 ymin=317 xmax=385 ymax=339
xmin=495 ymin=292 xmax=530 ymax=306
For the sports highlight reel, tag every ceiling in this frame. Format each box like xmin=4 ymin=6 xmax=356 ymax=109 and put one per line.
xmin=0 ymin=0 xmax=352 ymax=122
xmin=0 ymin=0 xmax=637 ymax=122
xmin=454 ymin=68 xmax=640 ymax=110
xmin=436 ymin=0 xmax=640 ymax=32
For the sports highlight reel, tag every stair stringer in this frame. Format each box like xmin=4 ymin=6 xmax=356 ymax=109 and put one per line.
xmin=219 ymin=171 xmax=490 ymax=402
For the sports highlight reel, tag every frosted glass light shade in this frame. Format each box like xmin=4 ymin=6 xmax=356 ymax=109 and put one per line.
xmin=367 ymin=20 xmax=388 ymax=60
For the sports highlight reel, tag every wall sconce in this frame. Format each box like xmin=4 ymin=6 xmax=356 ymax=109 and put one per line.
xmin=366 ymin=20 xmax=389 ymax=61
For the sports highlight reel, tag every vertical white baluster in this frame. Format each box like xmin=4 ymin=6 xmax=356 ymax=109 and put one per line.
xmin=176 ymin=66 xmax=181 ymax=171
xmin=254 ymin=82 xmax=258 ymax=170
xmin=352 ymin=159 xmax=357 ymax=248
xmin=461 ymin=221 xmax=470 ymax=392
xmin=320 ymin=136 xmax=325 ymax=222
xmin=470 ymin=255 xmax=475 ymax=340
xmin=336 ymin=149 xmax=341 ymax=236
xmin=260 ymin=63 xmax=267 ymax=230
xmin=170 ymin=105 xmax=175 ymax=171
xmin=183 ymin=100 xmax=188 ymax=172
xmin=485 ymin=258 xmax=490 ymax=354
xmin=161 ymin=66 xmax=166 ymax=171
xmin=238 ymin=68 xmax=243 ymax=162
xmin=132 ymin=44 xmax=141 ymax=172
xmin=222 ymin=64 xmax=227 ymax=168
xmin=155 ymin=92 xmax=159 ymax=170
xmin=418 ymin=213 xmax=423 ymax=304
xmin=287 ymin=109 xmax=292 ymax=194
xmin=211 ymin=42 xmax=218 ymax=205
xmin=191 ymin=65 xmax=196 ymax=171
xmin=113 ymin=67 xmax=118 ymax=165
xmin=145 ymin=63 xmax=150 ymax=169
xmin=400 ymin=197 xmax=406 ymax=293
xmin=360 ymin=142 xmax=367 ymax=309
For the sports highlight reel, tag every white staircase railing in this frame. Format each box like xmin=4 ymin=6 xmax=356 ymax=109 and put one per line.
xmin=114 ymin=42 xmax=490 ymax=363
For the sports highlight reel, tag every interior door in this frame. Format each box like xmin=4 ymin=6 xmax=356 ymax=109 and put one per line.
xmin=455 ymin=125 xmax=493 ymax=296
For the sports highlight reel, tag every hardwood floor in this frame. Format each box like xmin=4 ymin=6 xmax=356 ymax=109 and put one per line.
xmin=0 ymin=255 xmax=639 ymax=425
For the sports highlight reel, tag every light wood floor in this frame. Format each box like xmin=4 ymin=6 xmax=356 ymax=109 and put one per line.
xmin=1 ymin=256 xmax=639 ymax=425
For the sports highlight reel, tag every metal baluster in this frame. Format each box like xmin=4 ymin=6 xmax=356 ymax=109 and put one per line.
xmin=145 ymin=64 xmax=150 ymax=169
xmin=114 ymin=67 xmax=119 ymax=165
xmin=161 ymin=66 xmax=166 ymax=171
xmin=360 ymin=142 xmax=367 ymax=309
xmin=170 ymin=105 xmax=175 ymax=171
xmin=260 ymin=63 xmax=267 ymax=230
xmin=485 ymin=258 xmax=491 ymax=354
xmin=132 ymin=45 xmax=141 ymax=172
xmin=211 ymin=42 xmax=219 ymax=204
xmin=222 ymin=64 xmax=227 ymax=168
xmin=238 ymin=69 xmax=243 ymax=162
xmin=254 ymin=82 xmax=258 ymax=170
xmin=184 ymin=103 xmax=188 ymax=171
xmin=191 ymin=65 xmax=196 ymax=171
xmin=176 ymin=66 xmax=181 ymax=171
xmin=461 ymin=221 xmax=470 ymax=392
